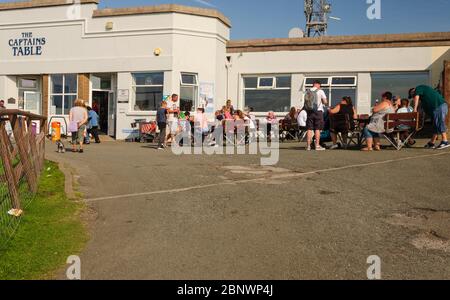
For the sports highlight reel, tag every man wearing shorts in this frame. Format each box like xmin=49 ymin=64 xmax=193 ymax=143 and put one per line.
xmin=166 ymin=94 xmax=180 ymax=144
xmin=306 ymin=81 xmax=328 ymax=151
xmin=410 ymin=85 xmax=449 ymax=150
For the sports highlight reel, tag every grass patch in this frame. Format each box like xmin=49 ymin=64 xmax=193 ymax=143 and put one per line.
xmin=0 ymin=161 xmax=88 ymax=280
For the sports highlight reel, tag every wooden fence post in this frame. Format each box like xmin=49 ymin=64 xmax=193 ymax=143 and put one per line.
xmin=0 ymin=122 xmax=21 ymax=210
xmin=27 ymin=118 xmax=40 ymax=176
xmin=11 ymin=115 xmax=37 ymax=193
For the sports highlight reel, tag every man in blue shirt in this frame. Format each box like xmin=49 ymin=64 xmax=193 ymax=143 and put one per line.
xmin=87 ymin=106 xmax=100 ymax=144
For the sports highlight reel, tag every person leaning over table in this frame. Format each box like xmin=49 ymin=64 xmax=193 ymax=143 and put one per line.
xmin=361 ymin=92 xmax=396 ymax=152
xmin=409 ymin=85 xmax=449 ymax=150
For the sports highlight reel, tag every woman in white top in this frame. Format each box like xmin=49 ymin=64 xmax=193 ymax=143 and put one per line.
xmin=69 ymin=99 xmax=88 ymax=153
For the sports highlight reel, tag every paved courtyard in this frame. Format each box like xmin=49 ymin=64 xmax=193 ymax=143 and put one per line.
xmin=46 ymin=140 xmax=450 ymax=280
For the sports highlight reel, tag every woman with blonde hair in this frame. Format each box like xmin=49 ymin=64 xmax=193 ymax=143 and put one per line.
xmin=69 ymin=99 xmax=88 ymax=153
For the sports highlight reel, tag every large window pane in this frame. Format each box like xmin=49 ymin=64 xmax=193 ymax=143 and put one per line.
xmin=371 ymin=72 xmax=429 ymax=106
xmin=51 ymin=75 xmax=63 ymax=94
xmin=64 ymin=74 xmax=77 ymax=94
xmin=245 ymin=90 xmax=291 ymax=112
xmin=330 ymin=88 xmax=357 ymax=108
xmin=276 ymin=76 xmax=291 ymax=88
xmin=52 ymin=95 xmax=63 ymax=115
xmin=63 ymin=95 xmax=77 ymax=115
xmin=134 ymin=87 xmax=163 ymax=111
xmin=180 ymin=86 xmax=197 ymax=112
xmin=134 ymin=73 xmax=164 ymax=86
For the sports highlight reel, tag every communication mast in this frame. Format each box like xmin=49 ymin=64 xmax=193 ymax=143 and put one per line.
xmin=304 ymin=0 xmax=332 ymax=37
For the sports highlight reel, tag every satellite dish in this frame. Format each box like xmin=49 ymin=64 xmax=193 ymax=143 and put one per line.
xmin=288 ymin=27 xmax=305 ymax=38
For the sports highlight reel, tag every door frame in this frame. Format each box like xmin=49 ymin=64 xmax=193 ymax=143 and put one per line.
xmin=91 ymin=73 xmax=116 ymax=138
xmin=17 ymin=76 xmax=42 ymax=113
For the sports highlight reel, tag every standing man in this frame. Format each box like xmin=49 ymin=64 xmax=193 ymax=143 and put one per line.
xmin=157 ymin=101 xmax=168 ymax=150
xmin=0 ymin=99 xmax=6 ymax=110
xmin=409 ymin=85 xmax=449 ymax=150
xmin=166 ymin=94 xmax=180 ymax=145
xmin=305 ymin=80 xmax=328 ymax=151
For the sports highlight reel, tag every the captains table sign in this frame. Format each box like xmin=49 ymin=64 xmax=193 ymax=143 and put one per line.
xmin=8 ymin=32 xmax=46 ymax=56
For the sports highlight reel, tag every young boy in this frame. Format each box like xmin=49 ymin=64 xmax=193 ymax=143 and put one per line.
xmin=397 ymin=99 xmax=415 ymax=146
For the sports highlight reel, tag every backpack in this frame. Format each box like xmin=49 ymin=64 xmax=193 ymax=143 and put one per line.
xmin=304 ymin=89 xmax=320 ymax=111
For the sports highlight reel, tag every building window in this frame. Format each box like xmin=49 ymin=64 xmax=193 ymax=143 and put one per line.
xmin=50 ymin=74 xmax=78 ymax=115
xmin=132 ymin=73 xmax=164 ymax=111
xmin=304 ymin=76 xmax=357 ymax=108
xmin=244 ymin=75 xmax=291 ymax=113
xmin=180 ymin=73 xmax=198 ymax=112
xmin=371 ymin=72 xmax=429 ymax=106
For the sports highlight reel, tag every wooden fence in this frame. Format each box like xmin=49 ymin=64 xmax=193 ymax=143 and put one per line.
xmin=0 ymin=109 xmax=47 ymax=212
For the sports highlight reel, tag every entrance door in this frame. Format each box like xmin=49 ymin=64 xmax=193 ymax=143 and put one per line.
xmin=92 ymin=91 xmax=109 ymax=135
xmin=108 ymin=91 xmax=116 ymax=137
xmin=24 ymin=91 xmax=41 ymax=115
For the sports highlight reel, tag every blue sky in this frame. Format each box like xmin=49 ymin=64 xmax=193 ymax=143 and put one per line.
xmin=4 ymin=0 xmax=450 ymax=39
xmin=96 ymin=0 xmax=450 ymax=39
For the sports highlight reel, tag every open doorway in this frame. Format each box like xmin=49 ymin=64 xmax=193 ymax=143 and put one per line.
xmin=91 ymin=73 xmax=116 ymax=138
xmin=92 ymin=91 xmax=110 ymax=135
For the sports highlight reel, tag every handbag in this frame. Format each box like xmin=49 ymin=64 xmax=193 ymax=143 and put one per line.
xmin=68 ymin=121 xmax=78 ymax=133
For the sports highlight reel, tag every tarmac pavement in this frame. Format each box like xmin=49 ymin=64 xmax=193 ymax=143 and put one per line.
xmin=46 ymin=140 xmax=450 ymax=280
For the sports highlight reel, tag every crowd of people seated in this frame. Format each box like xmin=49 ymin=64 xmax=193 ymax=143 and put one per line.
xmin=155 ymin=83 xmax=448 ymax=151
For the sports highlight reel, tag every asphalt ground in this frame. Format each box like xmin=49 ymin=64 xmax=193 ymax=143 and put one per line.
xmin=46 ymin=139 xmax=450 ymax=280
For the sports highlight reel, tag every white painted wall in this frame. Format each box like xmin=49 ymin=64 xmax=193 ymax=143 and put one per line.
xmin=0 ymin=75 xmax=18 ymax=109
xmin=227 ymin=46 xmax=449 ymax=115
xmin=0 ymin=3 xmax=230 ymax=140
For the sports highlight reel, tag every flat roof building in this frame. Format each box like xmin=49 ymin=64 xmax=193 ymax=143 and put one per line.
xmin=0 ymin=0 xmax=449 ymax=139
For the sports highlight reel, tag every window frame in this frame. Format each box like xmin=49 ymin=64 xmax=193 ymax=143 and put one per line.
xmin=180 ymin=72 xmax=199 ymax=112
xmin=303 ymin=75 xmax=358 ymax=108
xmin=243 ymin=74 xmax=292 ymax=113
xmin=257 ymin=77 xmax=275 ymax=89
xmin=180 ymin=73 xmax=198 ymax=86
xmin=50 ymin=74 xmax=78 ymax=116
xmin=131 ymin=72 xmax=165 ymax=112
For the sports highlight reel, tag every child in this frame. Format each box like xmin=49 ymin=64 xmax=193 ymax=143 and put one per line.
xmin=86 ymin=106 xmax=100 ymax=144
xmin=177 ymin=111 xmax=191 ymax=146
xmin=266 ymin=111 xmax=278 ymax=140
xmin=194 ymin=108 xmax=209 ymax=145
xmin=397 ymin=99 xmax=413 ymax=114
xmin=397 ymin=99 xmax=416 ymax=146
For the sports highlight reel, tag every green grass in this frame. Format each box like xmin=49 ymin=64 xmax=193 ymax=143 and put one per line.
xmin=0 ymin=161 xmax=88 ymax=280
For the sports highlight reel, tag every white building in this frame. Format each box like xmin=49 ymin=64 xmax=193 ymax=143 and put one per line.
xmin=0 ymin=0 xmax=449 ymax=139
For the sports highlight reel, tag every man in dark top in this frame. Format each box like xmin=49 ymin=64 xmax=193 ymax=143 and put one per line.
xmin=156 ymin=101 xmax=168 ymax=150
xmin=409 ymin=85 xmax=449 ymax=150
